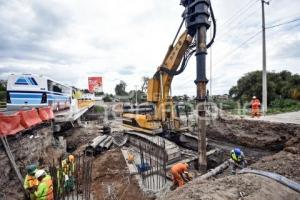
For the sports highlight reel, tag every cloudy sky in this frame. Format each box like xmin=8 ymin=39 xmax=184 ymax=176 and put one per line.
xmin=0 ymin=0 xmax=299 ymax=96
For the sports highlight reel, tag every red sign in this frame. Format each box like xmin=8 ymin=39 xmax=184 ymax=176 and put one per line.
xmin=88 ymin=77 xmax=103 ymax=93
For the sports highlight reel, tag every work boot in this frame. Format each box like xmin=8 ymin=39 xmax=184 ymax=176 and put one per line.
xmin=170 ymin=184 xmax=178 ymax=191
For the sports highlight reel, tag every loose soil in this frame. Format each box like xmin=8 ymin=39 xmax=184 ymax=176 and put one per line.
xmin=160 ymin=173 xmax=300 ymax=200
xmin=90 ymin=148 xmax=154 ymax=200
xmin=63 ymin=121 xmax=154 ymax=200
xmin=207 ymin=119 xmax=300 ymax=150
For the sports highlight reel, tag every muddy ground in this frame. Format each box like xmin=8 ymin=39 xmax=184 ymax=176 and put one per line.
xmin=63 ymin=121 xmax=154 ymax=200
xmin=91 ymin=149 xmax=154 ymax=200
xmin=207 ymin=119 xmax=300 ymax=150
xmin=161 ymin=173 xmax=300 ymax=200
xmin=3 ymin=112 xmax=299 ymax=199
xmin=61 ymin=117 xmax=300 ymax=200
xmin=161 ymin=119 xmax=300 ymax=200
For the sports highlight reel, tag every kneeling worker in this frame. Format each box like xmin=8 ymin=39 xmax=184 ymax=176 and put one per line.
xmin=34 ymin=169 xmax=54 ymax=200
xmin=229 ymin=148 xmax=247 ymax=174
xmin=170 ymin=163 xmax=190 ymax=189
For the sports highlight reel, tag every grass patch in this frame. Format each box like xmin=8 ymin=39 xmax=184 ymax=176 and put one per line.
xmin=267 ymin=99 xmax=300 ymax=114
xmin=94 ymin=105 xmax=105 ymax=113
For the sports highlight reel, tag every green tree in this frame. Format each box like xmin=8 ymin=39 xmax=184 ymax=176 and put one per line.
xmin=103 ymin=94 xmax=113 ymax=102
xmin=0 ymin=80 xmax=6 ymax=91
xmin=0 ymin=80 xmax=6 ymax=101
xmin=128 ymin=90 xmax=146 ymax=104
xmin=115 ymin=81 xmax=128 ymax=96
xmin=229 ymin=70 xmax=300 ymax=103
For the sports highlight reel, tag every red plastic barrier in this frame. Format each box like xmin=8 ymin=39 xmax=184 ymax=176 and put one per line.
xmin=38 ymin=107 xmax=54 ymax=121
xmin=0 ymin=113 xmax=25 ymax=136
xmin=19 ymin=108 xmax=42 ymax=129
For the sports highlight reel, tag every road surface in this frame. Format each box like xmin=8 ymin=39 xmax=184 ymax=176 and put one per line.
xmin=247 ymin=111 xmax=300 ymax=125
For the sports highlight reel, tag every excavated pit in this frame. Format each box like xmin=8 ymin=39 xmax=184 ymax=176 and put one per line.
xmin=1 ymin=111 xmax=299 ymax=200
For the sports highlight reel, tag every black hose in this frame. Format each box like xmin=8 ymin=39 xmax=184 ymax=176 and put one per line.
xmin=157 ymin=0 xmax=216 ymax=76
xmin=207 ymin=0 xmax=216 ymax=49
xmin=172 ymin=19 xmax=185 ymax=46
xmin=238 ymin=169 xmax=300 ymax=193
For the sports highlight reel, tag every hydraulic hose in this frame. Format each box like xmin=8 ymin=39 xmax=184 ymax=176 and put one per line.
xmin=158 ymin=0 xmax=216 ymax=77
xmin=238 ymin=168 xmax=300 ymax=193
xmin=206 ymin=0 xmax=216 ymax=49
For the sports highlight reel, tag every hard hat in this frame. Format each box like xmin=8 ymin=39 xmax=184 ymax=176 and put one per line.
xmin=234 ymin=148 xmax=242 ymax=156
xmin=68 ymin=155 xmax=75 ymax=162
xmin=35 ymin=169 xmax=46 ymax=179
xmin=252 ymin=96 xmax=256 ymax=99
xmin=26 ymin=164 xmax=37 ymax=175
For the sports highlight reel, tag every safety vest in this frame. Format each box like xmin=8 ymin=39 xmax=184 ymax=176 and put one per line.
xmin=251 ymin=100 xmax=261 ymax=109
xmin=35 ymin=175 xmax=54 ymax=200
xmin=24 ymin=175 xmax=39 ymax=189
xmin=62 ymin=159 xmax=75 ymax=176
xmin=231 ymin=150 xmax=242 ymax=162
xmin=171 ymin=163 xmax=188 ymax=174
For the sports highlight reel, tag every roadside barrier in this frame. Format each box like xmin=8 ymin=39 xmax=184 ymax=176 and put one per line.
xmin=0 ymin=107 xmax=53 ymax=136
xmin=0 ymin=112 xmax=24 ymax=136
xmin=38 ymin=106 xmax=54 ymax=121
xmin=19 ymin=108 xmax=42 ymax=129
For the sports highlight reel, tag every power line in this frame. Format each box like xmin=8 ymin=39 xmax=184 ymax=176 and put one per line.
xmin=215 ymin=30 xmax=261 ymax=66
xmin=218 ymin=0 xmax=260 ymax=31
xmin=179 ymin=30 xmax=262 ymax=88
xmin=266 ymin=18 xmax=300 ymax=29
xmin=216 ymin=9 xmax=259 ymax=42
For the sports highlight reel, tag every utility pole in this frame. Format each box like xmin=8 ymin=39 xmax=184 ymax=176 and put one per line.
xmin=135 ymin=85 xmax=138 ymax=105
xmin=261 ymin=0 xmax=269 ymax=114
xmin=210 ymin=27 xmax=213 ymax=98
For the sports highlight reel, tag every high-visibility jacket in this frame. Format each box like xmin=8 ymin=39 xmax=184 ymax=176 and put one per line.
xmin=251 ymin=99 xmax=261 ymax=109
xmin=34 ymin=175 xmax=54 ymax=200
xmin=170 ymin=163 xmax=188 ymax=187
xmin=171 ymin=163 xmax=188 ymax=174
xmin=61 ymin=160 xmax=75 ymax=176
xmin=230 ymin=150 xmax=244 ymax=163
xmin=24 ymin=174 xmax=39 ymax=189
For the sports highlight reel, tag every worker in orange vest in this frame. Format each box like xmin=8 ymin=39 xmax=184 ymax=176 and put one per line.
xmin=170 ymin=163 xmax=190 ymax=190
xmin=34 ymin=169 xmax=54 ymax=200
xmin=250 ymin=96 xmax=261 ymax=117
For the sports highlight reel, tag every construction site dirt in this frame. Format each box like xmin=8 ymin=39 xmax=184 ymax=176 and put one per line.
xmin=62 ymin=121 xmax=155 ymax=200
xmin=1 ymin=112 xmax=299 ymax=199
xmin=61 ymin=115 xmax=300 ymax=200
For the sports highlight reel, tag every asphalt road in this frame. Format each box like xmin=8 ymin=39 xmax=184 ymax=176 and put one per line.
xmin=247 ymin=111 xmax=300 ymax=125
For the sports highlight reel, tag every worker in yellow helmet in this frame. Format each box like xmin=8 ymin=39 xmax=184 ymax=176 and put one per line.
xmin=24 ymin=164 xmax=39 ymax=200
xmin=61 ymin=154 xmax=76 ymax=192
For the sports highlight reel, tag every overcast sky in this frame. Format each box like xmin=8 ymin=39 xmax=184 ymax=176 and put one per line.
xmin=0 ymin=0 xmax=299 ymax=96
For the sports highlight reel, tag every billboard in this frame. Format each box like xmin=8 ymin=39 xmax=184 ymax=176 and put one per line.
xmin=88 ymin=77 xmax=103 ymax=93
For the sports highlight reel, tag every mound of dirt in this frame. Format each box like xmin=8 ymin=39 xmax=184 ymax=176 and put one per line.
xmin=207 ymin=119 xmax=300 ymax=150
xmin=160 ymin=173 xmax=300 ymax=200
xmin=250 ymin=151 xmax=300 ymax=182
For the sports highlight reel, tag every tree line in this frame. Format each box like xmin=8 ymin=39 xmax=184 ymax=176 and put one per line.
xmin=229 ymin=70 xmax=300 ymax=104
